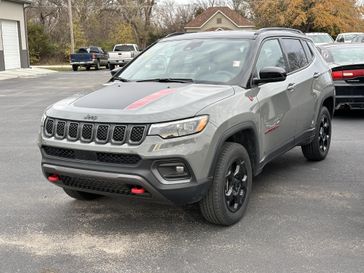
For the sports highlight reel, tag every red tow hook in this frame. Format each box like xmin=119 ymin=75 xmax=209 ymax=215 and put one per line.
xmin=48 ymin=174 xmax=60 ymax=183
xmin=131 ymin=187 xmax=145 ymax=195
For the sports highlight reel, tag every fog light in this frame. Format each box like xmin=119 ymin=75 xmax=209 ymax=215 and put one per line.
xmin=157 ymin=162 xmax=190 ymax=180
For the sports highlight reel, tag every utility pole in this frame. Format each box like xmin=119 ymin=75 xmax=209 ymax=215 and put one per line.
xmin=67 ymin=0 xmax=75 ymax=54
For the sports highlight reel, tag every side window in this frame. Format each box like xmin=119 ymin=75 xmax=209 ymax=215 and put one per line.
xmin=302 ymin=40 xmax=314 ymax=63
xmin=255 ymin=39 xmax=287 ymax=77
xmin=281 ymin=39 xmax=309 ymax=72
xmin=89 ymin=47 xmax=99 ymax=53
xmin=337 ymin=35 xmax=344 ymax=43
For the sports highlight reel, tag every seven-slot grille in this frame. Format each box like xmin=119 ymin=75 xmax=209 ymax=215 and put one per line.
xmin=44 ymin=118 xmax=147 ymax=145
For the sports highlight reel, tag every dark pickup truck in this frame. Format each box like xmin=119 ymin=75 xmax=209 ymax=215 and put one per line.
xmin=70 ymin=46 xmax=109 ymax=71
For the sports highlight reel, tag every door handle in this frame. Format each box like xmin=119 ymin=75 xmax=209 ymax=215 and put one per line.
xmin=287 ymin=83 xmax=296 ymax=92
xmin=313 ymin=72 xmax=320 ymax=79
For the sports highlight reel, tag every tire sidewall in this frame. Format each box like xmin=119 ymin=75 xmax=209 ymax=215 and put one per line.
xmin=214 ymin=143 xmax=253 ymax=225
xmin=316 ymin=107 xmax=332 ymax=158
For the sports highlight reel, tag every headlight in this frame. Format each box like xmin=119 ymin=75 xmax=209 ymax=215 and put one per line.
xmin=40 ymin=113 xmax=47 ymax=126
xmin=148 ymin=116 xmax=209 ymax=139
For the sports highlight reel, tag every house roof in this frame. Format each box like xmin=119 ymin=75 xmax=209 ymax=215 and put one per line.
xmin=4 ymin=0 xmax=32 ymax=4
xmin=185 ymin=6 xmax=253 ymax=28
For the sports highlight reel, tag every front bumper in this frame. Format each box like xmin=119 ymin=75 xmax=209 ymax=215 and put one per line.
xmin=39 ymin=122 xmax=217 ymax=205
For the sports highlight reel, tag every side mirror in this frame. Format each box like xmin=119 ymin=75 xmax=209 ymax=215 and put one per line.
xmin=110 ymin=67 xmax=123 ymax=76
xmin=253 ymin=67 xmax=287 ymax=85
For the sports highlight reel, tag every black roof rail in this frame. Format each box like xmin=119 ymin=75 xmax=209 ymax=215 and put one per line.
xmin=164 ymin=32 xmax=186 ymax=38
xmin=255 ymin=27 xmax=304 ymax=35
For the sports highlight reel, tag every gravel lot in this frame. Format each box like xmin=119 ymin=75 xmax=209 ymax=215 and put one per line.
xmin=0 ymin=70 xmax=363 ymax=273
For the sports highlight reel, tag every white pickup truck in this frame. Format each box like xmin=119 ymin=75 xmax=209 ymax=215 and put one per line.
xmin=108 ymin=44 xmax=140 ymax=70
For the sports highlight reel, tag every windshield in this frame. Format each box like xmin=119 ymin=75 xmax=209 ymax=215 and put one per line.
xmin=114 ymin=45 xmax=135 ymax=51
xmin=321 ymin=46 xmax=364 ymax=65
xmin=344 ymin=34 xmax=360 ymax=42
xmin=308 ymin=34 xmax=333 ymax=44
xmin=117 ymin=38 xmax=253 ymax=84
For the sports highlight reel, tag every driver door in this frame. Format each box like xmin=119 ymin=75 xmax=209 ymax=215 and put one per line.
xmin=253 ymin=39 xmax=296 ymax=158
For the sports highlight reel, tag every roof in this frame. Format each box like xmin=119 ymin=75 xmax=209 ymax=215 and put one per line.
xmin=163 ymin=29 xmax=305 ymax=42
xmin=185 ymin=7 xmax=253 ymax=28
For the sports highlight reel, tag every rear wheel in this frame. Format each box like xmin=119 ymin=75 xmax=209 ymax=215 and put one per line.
xmin=199 ymin=142 xmax=252 ymax=226
xmin=109 ymin=64 xmax=115 ymax=70
xmin=301 ymin=106 xmax=332 ymax=161
xmin=63 ymin=188 xmax=101 ymax=201
xmin=72 ymin=65 xmax=79 ymax=71
xmin=86 ymin=66 xmax=91 ymax=71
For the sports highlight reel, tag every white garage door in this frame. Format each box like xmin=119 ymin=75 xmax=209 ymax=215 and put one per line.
xmin=1 ymin=20 xmax=21 ymax=70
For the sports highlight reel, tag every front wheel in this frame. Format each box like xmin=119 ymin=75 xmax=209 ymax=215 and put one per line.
xmin=63 ymin=188 xmax=101 ymax=201
xmin=72 ymin=65 xmax=79 ymax=71
xmin=199 ymin=142 xmax=252 ymax=226
xmin=301 ymin=106 xmax=332 ymax=161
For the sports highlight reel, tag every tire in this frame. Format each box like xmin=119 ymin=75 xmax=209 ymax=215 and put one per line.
xmin=72 ymin=65 xmax=79 ymax=71
xmin=109 ymin=64 xmax=115 ymax=70
xmin=301 ymin=106 xmax=332 ymax=161
xmin=95 ymin=60 xmax=100 ymax=70
xmin=105 ymin=63 xmax=109 ymax=69
xmin=86 ymin=66 xmax=91 ymax=71
xmin=63 ymin=188 xmax=101 ymax=201
xmin=199 ymin=142 xmax=252 ymax=226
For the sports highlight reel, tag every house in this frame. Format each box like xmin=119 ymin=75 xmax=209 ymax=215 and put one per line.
xmin=184 ymin=6 xmax=255 ymax=33
xmin=0 ymin=0 xmax=30 ymax=71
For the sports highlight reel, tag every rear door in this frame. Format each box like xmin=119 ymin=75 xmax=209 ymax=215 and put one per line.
xmin=280 ymin=38 xmax=316 ymax=138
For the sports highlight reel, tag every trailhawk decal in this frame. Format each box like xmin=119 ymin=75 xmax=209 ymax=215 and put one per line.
xmin=126 ymin=89 xmax=176 ymax=110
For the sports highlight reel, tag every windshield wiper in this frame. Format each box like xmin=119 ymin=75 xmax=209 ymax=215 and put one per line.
xmin=136 ymin=78 xmax=194 ymax=83
xmin=114 ymin=77 xmax=130 ymax=82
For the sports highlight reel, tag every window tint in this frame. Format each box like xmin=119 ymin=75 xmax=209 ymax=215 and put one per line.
xmin=256 ymin=39 xmax=287 ymax=76
xmin=302 ymin=41 xmax=314 ymax=62
xmin=282 ymin=39 xmax=308 ymax=72
xmin=115 ymin=45 xmax=136 ymax=51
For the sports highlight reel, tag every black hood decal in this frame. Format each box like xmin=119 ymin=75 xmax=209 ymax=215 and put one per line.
xmin=73 ymin=82 xmax=187 ymax=109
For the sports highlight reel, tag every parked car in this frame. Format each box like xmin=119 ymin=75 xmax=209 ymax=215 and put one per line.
xmin=39 ymin=28 xmax=335 ymax=226
xmin=70 ymin=46 xmax=108 ymax=71
xmin=335 ymin=32 xmax=363 ymax=43
xmin=108 ymin=44 xmax=140 ymax=70
xmin=351 ymin=34 xmax=364 ymax=43
xmin=318 ymin=43 xmax=364 ymax=110
xmin=306 ymin=32 xmax=334 ymax=45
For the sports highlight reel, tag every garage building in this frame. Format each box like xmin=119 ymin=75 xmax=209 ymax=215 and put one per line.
xmin=0 ymin=0 xmax=30 ymax=71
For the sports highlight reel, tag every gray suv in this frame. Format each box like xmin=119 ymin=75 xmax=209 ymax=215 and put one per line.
xmin=39 ymin=28 xmax=335 ymax=225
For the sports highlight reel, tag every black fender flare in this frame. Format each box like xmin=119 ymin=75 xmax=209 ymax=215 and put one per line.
xmin=208 ymin=120 xmax=260 ymax=178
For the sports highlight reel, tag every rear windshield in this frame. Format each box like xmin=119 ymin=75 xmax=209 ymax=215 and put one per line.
xmin=118 ymin=38 xmax=253 ymax=85
xmin=320 ymin=46 xmax=364 ymax=64
xmin=308 ymin=34 xmax=333 ymax=44
xmin=114 ymin=45 xmax=135 ymax=51
xmin=77 ymin=48 xmax=88 ymax=53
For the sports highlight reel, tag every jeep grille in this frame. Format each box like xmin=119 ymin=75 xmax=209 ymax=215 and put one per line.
xmin=44 ymin=118 xmax=147 ymax=145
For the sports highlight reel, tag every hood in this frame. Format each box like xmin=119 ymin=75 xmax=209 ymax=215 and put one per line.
xmin=46 ymin=82 xmax=235 ymax=123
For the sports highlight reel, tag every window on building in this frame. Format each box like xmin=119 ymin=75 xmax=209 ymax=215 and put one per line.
xmin=217 ymin=18 xmax=222 ymax=24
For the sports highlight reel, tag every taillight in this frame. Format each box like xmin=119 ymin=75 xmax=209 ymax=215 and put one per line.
xmin=331 ymin=69 xmax=364 ymax=80
xmin=332 ymin=71 xmax=343 ymax=80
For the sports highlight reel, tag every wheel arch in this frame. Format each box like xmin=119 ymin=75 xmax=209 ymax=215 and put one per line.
xmin=208 ymin=121 xmax=260 ymax=178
